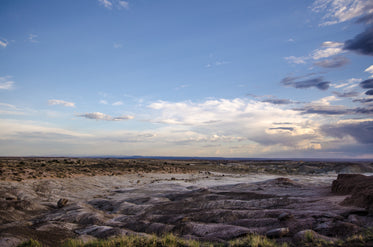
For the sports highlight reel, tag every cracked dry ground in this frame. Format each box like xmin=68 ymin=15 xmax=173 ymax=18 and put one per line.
xmin=1 ymin=173 xmax=373 ymax=246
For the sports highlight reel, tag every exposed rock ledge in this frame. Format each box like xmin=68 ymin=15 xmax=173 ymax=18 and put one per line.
xmin=332 ymin=174 xmax=373 ymax=214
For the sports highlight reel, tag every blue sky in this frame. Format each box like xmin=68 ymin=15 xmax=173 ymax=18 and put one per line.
xmin=0 ymin=0 xmax=372 ymax=158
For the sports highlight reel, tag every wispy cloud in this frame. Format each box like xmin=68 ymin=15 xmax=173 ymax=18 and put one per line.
xmin=331 ymin=78 xmax=361 ymax=89
xmin=112 ymin=101 xmax=123 ymax=106
xmin=78 ymin=112 xmax=134 ymax=121
xmin=312 ymin=0 xmax=371 ymax=26
xmin=314 ymin=56 xmax=349 ymax=68
xmin=284 ymin=56 xmax=307 ymax=64
xmin=99 ymin=100 xmax=108 ymax=105
xmin=365 ymin=65 xmax=373 ymax=76
xmin=113 ymin=42 xmax=123 ymax=48
xmin=0 ymin=38 xmax=8 ymax=48
xmin=28 ymin=34 xmax=39 ymax=43
xmin=48 ymin=99 xmax=76 ymax=107
xmin=205 ymin=61 xmax=231 ymax=68
xmin=0 ymin=76 xmax=15 ymax=90
xmin=98 ymin=0 xmax=129 ymax=10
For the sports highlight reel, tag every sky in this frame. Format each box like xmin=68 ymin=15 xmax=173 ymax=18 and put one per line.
xmin=0 ymin=0 xmax=372 ymax=158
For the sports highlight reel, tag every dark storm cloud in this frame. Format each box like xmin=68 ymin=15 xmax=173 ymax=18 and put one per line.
xmin=261 ymin=98 xmax=293 ymax=105
xmin=355 ymin=107 xmax=373 ymax=114
xmin=366 ymin=89 xmax=373 ymax=95
xmin=281 ymin=76 xmax=330 ymax=90
xmin=360 ymin=79 xmax=373 ymax=89
xmin=333 ymin=91 xmax=359 ymax=98
xmin=269 ymin=127 xmax=294 ymax=131
xmin=356 ymin=12 xmax=373 ymax=24
xmin=344 ymin=26 xmax=373 ymax=56
xmin=353 ymin=98 xmax=373 ymax=103
xmin=295 ymin=104 xmax=373 ymax=115
xmin=294 ymin=105 xmax=348 ymax=115
xmin=321 ymin=121 xmax=373 ymax=144
xmin=314 ymin=56 xmax=349 ymax=68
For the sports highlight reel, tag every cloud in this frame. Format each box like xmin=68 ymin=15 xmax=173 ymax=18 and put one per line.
xmin=281 ymin=76 xmax=330 ymax=90
xmin=312 ymin=0 xmax=371 ymax=25
xmin=78 ymin=112 xmax=134 ymax=121
xmin=0 ymin=76 xmax=15 ymax=90
xmin=147 ymin=98 xmax=326 ymax=152
xmin=261 ymin=98 xmax=293 ymax=105
xmin=360 ymin=78 xmax=373 ymax=88
xmin=28 ymin=34 xmax=39 ymax=43
xmin=321 ymin=120 xmax=373 ymax=144
xmin=98 ymin=0 xmax=129 ymax=10
xmin=98 ymin=0 xmax=112 ymax=8
xmin=269 ymin=127 xmax=294 ymax=131
xmin=113 ymin=42 xmax=122 ymax=48
xmin=285 ymin=41 xmax=346 ymax=65
xmin=353 ymin=98 xmax=373 ymax=103
xmin=365 ymin=65 xmax=373 ymax=76
xmin=112 ymin=101 xmax=123 ymax=106
xmin=284 ymin=56 xmax=307 ymax=64
xmin=48 ymin=99 xmax=75 ymax=107
xmin=0 ymin=38 xmax=8 ymax=48
xmin=314 ymin=56 xmax=349 ymax=68
xmin=344 ymin=26 xmax=373 ymax=56
xmin=118 ymin=0 xmax=129 ymax=9
xmin=206 ymin=61 xmax=231 ymax=68
xmin=366 ymin=89 xmax=373 ymax=95
xmin=311 ymin=46 xmax=344 ymax=59
xmin=333 ymin=91 xmax=359 ymax=97
xmin=295 ymin=105 xmax=349 ymax=115
xmin=99 ymin=100 xmax=108 ymax=104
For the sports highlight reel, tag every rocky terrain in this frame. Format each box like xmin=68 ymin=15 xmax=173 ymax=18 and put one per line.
xmin=0 ymin=158 xmax=372 ymax=246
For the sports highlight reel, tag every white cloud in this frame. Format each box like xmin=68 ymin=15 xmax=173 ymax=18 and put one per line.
xmin=48 ymin=99 xmax=76 ymax=107
xmin=113 ymin=42 xmax=123 ymax=48
xmin=99 ymin=100 xmax=108 ymax=104
xmin=98 ymin=0 xmax=113 ymax=9
xmin=331 ymin=78 xmax=362 ymax=88
xmin=311 ymin=47 xmax=344 ymax=60
xmin=118 ymin=1 xmax=129 ymax=9
xmin=78 ymin=112 xmax=134 ymax=121
xmin=28 ymin=34 xmax=39 ymax=43
xmin=112 ymin=101 xmax=123 ymax=106
xmin=365 ymin=65 xmax=373 ymax=77
xmin=321 ymin=41 xmax=344 ymax=47
xmin=0 ymin=76 xmax=15 ymax=90
xmin=206 ymin=60 xmax=231 ymax=68
xmin=285 ymin=41 xmax=345 ymax=64
xmin=284 ymin=56 xmax=308 ymax=64
xmin=0 ymin=38 xmax=8 ymax=48
xmin=98 ymin=0 xmax=129 ymax=10
xmin=312 ymin=0 xmax=371 ymax=25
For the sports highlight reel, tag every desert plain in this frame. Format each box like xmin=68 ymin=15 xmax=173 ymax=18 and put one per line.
xmin=0 ymin=157 xmax=373 ymax=246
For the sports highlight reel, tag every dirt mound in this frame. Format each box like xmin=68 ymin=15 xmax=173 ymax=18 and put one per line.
xmin=332 ymin=174 xmax=373 ymax=213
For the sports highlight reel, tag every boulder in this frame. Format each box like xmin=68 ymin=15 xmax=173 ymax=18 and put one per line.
xmin=265 ymin=227 xmax=289 ymax=238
